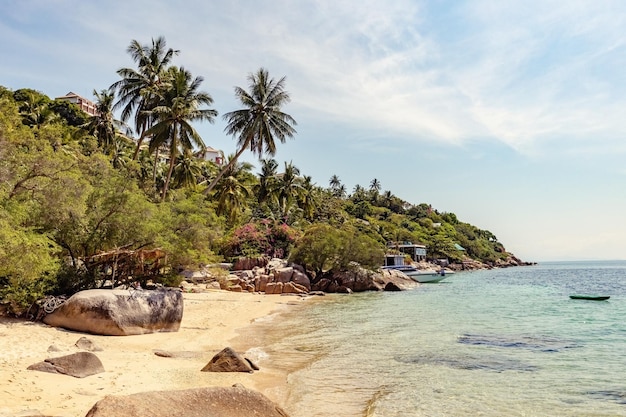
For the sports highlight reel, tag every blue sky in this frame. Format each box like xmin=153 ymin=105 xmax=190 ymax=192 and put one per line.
xmin=2 ymin=1 xmax=626 ymax=262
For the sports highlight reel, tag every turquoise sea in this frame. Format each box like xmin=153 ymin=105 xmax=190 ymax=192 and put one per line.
xmin=252 ymin=261 xmax=626 ymax=417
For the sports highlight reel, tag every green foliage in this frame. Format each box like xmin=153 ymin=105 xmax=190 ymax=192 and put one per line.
xmin=156 ymin=192 xmax=222 ymax=269
xmin=49 ymin=99 xmax=88 ymax=126
xmin=0 ymin=214 xmax=60 ymax=314
xmin=288 ymin=223 xmax=384 ymax=277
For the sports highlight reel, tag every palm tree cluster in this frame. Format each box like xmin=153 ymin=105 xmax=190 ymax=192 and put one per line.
xmin=87 ymin=36 xmax=298 ymax=203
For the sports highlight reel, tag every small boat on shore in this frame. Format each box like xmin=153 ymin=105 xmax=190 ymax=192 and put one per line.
xmin=569 ymin=295 xmax=610 ymax=301
xmin=382 ymin=265 xmax=452 ymax=283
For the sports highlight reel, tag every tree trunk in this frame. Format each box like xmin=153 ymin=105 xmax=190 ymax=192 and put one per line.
xmin=161 ymin=153 xmax=176 ymax=202
xmin=131 ymin=120 xmax=148 ymax=161
xmin=202 ymin=143 xmax=248 ymax=195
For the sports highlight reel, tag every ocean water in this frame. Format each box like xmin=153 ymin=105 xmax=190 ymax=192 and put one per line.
xmin=252 ymin=261 xmax=626 ymax=417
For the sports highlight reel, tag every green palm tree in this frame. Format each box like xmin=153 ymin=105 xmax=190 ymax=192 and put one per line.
xmin=369 ymin=178 xmax=381 ymax=193
xmin=298 ymin=175 xmax=319 ymax=220
xmin=16 ymin=91 xmax=59 ymax=128
xmin=351 ymin=184 xmax=368 ymax=203
xmin=255 ymin=158 xmax=279 ymax=207
xmin=368 ymin=178 xmax=381 ymax=203
xmin=329 ymin=175 xmax=345 ymax=198
xmin=111 ymin=36 xmax=179 ymax=160
xmin=213 ymin=156 xmax=254 ymax=223
xmin=203 ymin=68 xmax=297 ymax=194
xmin=81 ymin=89 xmax=129 ymax=153
xmin=172 ymin=150 xmax=203 ymax=189
xmin=277 ymin=161 xmax=303 ymax=218
xmin=144 ymin=66 xmax=217 ymax=201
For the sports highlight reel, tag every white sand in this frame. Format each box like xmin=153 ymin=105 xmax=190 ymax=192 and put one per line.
xmin=0 ymin=290 xmax=304 ymax=417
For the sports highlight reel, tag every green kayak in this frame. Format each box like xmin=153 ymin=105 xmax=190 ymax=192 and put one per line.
xmin=569 ymin=295 xmax=610 ymax=301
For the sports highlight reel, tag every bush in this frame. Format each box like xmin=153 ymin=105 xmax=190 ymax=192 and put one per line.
xmin=289 ymin=223 xmax=384 ymax=277
xmin=0 ymin=218 xmax=60 ymax=316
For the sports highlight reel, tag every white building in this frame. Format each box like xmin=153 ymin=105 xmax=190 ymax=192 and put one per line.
xmin=55 ymin=92 xmax=98 ymax=116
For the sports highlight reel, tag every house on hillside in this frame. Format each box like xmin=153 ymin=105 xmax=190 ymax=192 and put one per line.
xmin=386 ymin=241 xmax=427 ymax=264
xmin=55 ymin=92 xmax=98 ymax=116
xmin=195 ymin=146 xmax=225 ymax=165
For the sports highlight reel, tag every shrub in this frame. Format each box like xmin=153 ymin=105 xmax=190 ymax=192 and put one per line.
xmin=289 ymin=223 xmax=384 ymax=277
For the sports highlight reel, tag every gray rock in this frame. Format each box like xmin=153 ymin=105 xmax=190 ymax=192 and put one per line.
xmin=291 ymin=270 xmax=311 ymax=291
xmin=27 ymin=352 xmax=104 ymax=378
xmin=43 ymin=288 xmax=183 ymax=336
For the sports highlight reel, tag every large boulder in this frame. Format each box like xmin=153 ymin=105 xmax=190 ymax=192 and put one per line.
xmin=84 ymin=385 xmax=290 ymax=417
xmin=233 ymin=256 xmax=269 ymax=271
xmin=273 ymin=267 xmax=294 ymax=283
xmin=291 ymin=270 xmax=311 ymax=291
xmin=27 ymin=352 xmax=104 ymax=378
xmin=43 ymin=288 xmax=183 ymax=336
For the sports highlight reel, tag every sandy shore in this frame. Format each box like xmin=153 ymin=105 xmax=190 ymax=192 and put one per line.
xmin=0 ymin=290 xmax=306 ymax=417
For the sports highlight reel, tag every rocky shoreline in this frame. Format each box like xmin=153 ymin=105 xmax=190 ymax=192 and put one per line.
xmin=180 ymin=255 xmax=535 ymax=296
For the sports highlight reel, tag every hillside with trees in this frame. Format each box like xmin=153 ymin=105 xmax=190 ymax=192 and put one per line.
xmin=0 ymin=37 xmax=524 ymax=316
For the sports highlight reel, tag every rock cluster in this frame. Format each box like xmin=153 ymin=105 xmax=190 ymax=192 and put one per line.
xmin=449 ymin=255 xmax=536 ymax=271
xmin=187 ymin=258 xmax=419 ymax=295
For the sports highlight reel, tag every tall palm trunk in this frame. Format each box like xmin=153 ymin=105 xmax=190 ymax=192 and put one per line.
xmin=131 ymin=120 xmax=148 ymax=160
xmin=161 ymin=128 xmax=178 ymax=202
xmin=202 ymin=140 xmax=249 ymax=195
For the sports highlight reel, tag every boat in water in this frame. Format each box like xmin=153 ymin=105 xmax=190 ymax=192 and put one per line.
xmin=569 ymin=294 xmax=610 ymax=301
xmin=382 ymin=265 xmax=452 ymax=283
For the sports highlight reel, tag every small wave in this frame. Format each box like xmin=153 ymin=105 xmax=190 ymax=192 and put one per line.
xmin=245 ymin=346 xmax=269 ymax=363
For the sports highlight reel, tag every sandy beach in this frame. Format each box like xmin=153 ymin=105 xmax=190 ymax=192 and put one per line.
xmin=0 ymin=290 xmax=306 ymax=417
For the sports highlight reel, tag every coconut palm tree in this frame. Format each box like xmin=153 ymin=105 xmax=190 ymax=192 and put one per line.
xmin=351 ymin=184 xmax=368 ymax=203
xmin=369 ymin=178 xmax=381 ymax=193
xmin=172 ymin=150 xmax=203 ymax=189
xmin=329 ymin=174 xmax=341 ymax=189
xmin=256 ymin=158 xmax=279 ymax=207
xmin=298 ymin=175 xmax=319 ymax=220
xmin=213 ymin=156 xmax=254 ymax=224
xmin=15 ymin=89 xmax=59 ymax=128
xmin=329 ymin=175 xmax=345 ymax=198
xmin=368 ymin=178 xmax=381 ymax=203
xmin=144 ymin=66 xmax=217 ymax=201
xmin=203 ymin=68 xmax=297 ymax=194
xmin=276 ymin=161 xmax=303 ymax=218
xmin=81 ymin=89 xmax=129 ymax=153
xmin=111 ymin=36 xmax=179 ymax=160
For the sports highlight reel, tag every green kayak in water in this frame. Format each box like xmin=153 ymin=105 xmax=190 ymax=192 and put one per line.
xmin=569 ymin=295 xmax=610 ymax=301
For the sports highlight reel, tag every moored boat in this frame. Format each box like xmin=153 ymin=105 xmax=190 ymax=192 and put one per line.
xmin=382 ymin=265 xmax=452 ymax=283
xmin=569 ymin=294 xmax=610 ymax=301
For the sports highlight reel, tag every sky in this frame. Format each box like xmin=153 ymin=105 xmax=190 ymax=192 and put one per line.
xmin=1 ymin=0 xmax=626 ymax=262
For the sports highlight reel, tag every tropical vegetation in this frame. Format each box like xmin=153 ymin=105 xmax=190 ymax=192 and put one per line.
xmin=0 ymin=37 xmax=513 ymax=316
